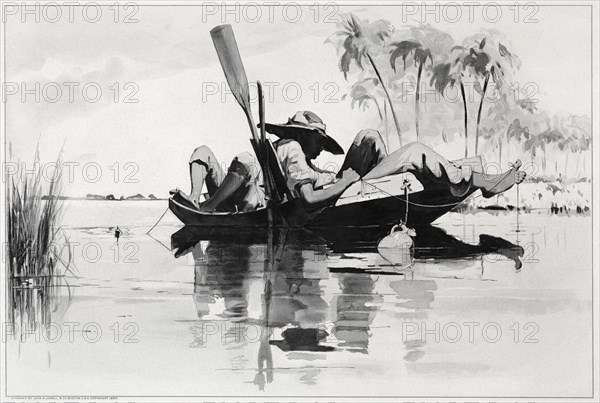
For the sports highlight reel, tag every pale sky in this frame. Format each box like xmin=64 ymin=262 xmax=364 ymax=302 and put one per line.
xmin=4 ymin=3 xmax=593 ymax=197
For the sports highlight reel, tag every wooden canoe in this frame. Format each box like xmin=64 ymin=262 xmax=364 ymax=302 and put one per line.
xmin=169 ymin=174 xmax=477 ymax=229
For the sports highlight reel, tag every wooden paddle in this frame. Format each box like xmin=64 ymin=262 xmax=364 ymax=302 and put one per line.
xmin=210 ymin=24 xmax=274 ymax=226
xmin=210 ymin=25 xmax=260 ymax=145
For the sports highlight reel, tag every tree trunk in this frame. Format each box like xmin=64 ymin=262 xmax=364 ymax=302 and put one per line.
xmin=506 ymin=130 xmax=510 ymax=165
xmin=373 ymin=98 xmax=385 ymax=150
xmin=542 ymin=142 xmax=546 ymax=175
xmin=564 ymin=152 xmax=569 ymax=179
xmin=499 ymin=139 xmax=502 ymax=166
xmin=384 ymin=101 xmax=390 ymax=149
xmin=575 ymin=152 xmax=582 ymax=178
xmin=531 ymin=150 xmax=534 ymax=165
xmin=367 ymin=53 xmax=402 ymax=147
xmin=475 ymin=71 xmax=491 ymax=155
xmin=460 ymin=82 xmax=468 ymax=158
xmin=373 ymin=98 xmax=383 ymax=121
xmin=415 ymin=61 xmax=424 ymax=142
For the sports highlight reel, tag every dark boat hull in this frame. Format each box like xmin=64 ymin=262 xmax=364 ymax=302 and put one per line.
xmin=169 ymin=186 xmax=476 ymax=229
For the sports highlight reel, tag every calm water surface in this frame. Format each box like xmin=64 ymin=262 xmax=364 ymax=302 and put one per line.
xmin=6 ymin=201 xmax=593 ymax=397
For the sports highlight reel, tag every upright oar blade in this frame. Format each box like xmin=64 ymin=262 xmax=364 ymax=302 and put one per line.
xmin=210 ymin=24 xmax=259 ymax=143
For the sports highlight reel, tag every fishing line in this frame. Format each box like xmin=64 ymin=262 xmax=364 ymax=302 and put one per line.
xmin=401 ymin=179 xmax=410 ymax=223
xmin=360 ymin=179 xmax=470 ymax=208
xmin=516 ymin=183 xmax=521 ymax=233
xmin=360 ymin=166 xmax=516 ymax=209
xmin=147 ymin=206 xmax=170 ymax=234
xmin=147 ymin=232 xmax=172 ymax=252
xmin=404 ymin=185 xmax=409 ymax=223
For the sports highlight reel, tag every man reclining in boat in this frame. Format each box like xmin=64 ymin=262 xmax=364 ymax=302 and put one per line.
xmin=173 ymin=110 xmax=526 ymax=212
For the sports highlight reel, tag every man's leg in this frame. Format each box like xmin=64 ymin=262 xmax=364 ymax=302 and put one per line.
xmin=363 ymin=142 xmax=525 ymax=197
xmin=199 ymin=152 xmax=264 ymax=212
xmin=337 ymin=129 xmax=388 ymax=177
xmin=187 ymin=145 xmax=226 ymax=205
xmin=235 ymin=152 xmax=265 ymax=211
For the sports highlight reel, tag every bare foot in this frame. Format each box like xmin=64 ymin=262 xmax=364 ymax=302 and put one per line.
xmin=479 ymin=160 xmax=526 ymax=198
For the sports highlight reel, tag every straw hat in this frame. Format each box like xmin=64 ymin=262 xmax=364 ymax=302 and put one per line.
xmin=262 ymin=111 xmax=344 ymax=155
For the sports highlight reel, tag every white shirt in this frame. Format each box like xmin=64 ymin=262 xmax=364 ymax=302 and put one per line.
xmin=275 ymin=139 xmax=336 ymax=193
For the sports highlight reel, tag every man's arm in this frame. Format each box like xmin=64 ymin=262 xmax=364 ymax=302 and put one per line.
xmin=298 ymin=168 xmax=360 ymax=209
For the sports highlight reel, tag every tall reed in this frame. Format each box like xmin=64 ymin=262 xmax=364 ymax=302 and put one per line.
xmin=7 ymin=147 xmax=73 ymax=327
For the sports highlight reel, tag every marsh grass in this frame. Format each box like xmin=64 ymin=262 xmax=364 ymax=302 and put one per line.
xmin=7 ymin=146 xmax=75 ymax=329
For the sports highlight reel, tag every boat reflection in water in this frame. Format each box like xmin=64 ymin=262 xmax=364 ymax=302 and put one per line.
xmin=171 ymin=225 xmax=524 ymax=390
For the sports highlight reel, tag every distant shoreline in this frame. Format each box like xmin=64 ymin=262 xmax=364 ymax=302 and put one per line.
xmin=41 ymin=196 xmax=169 ymax=201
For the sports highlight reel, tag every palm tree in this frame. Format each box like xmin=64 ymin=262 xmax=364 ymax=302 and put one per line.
xmin=483 ymin=94 xmax=507 ymax=164
xmin=343 ymin=78 xmax=388 ymax=144
xmin=330 ymin=14 xmax=403 ymax=145
xmin=462 ymin=37 xmax=519 ymax=155
xmin=537 ymin=129 xmax=563 ymax=175
xmin=345 ymin=78 xmax=384 ymax=120
xmin=522 ymin=128 xmax=542 ymax=167
xmin=558 ymin=135 xmax=578 ymax=179
xmin=507 ymin=118 xmax=528 ymax=145
xmin=463 ymin=38 xmax=491 ymax=156
xmin=486 ymin=91 xmax=538 ymax=166
xmin=563 ymin=114 xmax=591 ymax=178
xmin=574 ymin=135 xmax=591 ymax=178
xmin=511 ymin=118 xmax=540 ymax=168
xmin=389 ymin=41 xmax=431 ymax=141
xmin=388 ymin=24 xmax=454 ymax=142
xmin=388 ymin=40 xmax=427 ymax=141
xmin=430 ymin=46 xmax=469 ymax=157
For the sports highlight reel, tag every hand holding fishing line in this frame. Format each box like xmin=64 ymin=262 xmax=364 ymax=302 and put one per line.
xmin=341 ymin=168 xmax=360 ymax=185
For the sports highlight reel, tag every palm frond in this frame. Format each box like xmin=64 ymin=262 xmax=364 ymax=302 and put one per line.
xmin=389 ymin=40 xmax=421 ymax=71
